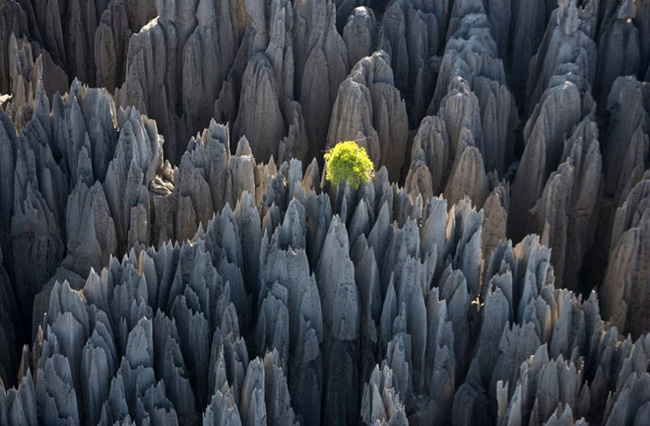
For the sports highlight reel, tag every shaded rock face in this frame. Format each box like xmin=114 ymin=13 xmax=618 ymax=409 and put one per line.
xmin=0 ymin=0 xmax=650 ymax=425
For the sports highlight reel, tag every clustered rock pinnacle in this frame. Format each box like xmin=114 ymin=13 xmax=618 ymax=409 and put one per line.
xmin=0 ymin=0 xmax=649 ymax=425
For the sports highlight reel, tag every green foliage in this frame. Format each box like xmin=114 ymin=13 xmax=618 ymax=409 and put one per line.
xmin=324 ymin=141 xmax=375 ymax=189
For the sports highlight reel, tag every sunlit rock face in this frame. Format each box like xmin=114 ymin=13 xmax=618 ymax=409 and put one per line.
xmin=0 ymin=0 xmax=649 ymax=425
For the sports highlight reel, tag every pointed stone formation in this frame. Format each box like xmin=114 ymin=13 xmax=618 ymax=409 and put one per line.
xmin=104 ymin=106 xmax=163 ymax=252
xmin=360 ymin=365 xmax=408 ymax=425
xmin=327 ymin=50 xmax=408 ymax=182
xmin=508 ymin=0 xmax=548 ymax=108
xmin=595 ymin=0 xmax=641 ymax=109
xmin=0 ymin=1 xmax=30 ymax=95
xmin=6 ymin=36 xmax=66 ymax=131
xmin=481 ymin=184 xmax=508 ymax=267
xmin=444 ymin=146 xmax=489 ymax=209
xmin=531 ymin=118 xmax=601 ymax=290
xmin=116 ymin=0 xmax=190 ymax=164
xmin=234 ymin=54 xmax=286 ymax=164
xmin=525 ymin=0 xmax=597 ymax=114
xmin=377 ymin=0 xmax=442 ymax=126
xmin=603 ymin=77 xmax=650 ymax=202
xmin=317 ymin=215 xmax=361 ymax=425
xmin=94 ymin=0 xmax=157 ymax=92
xmin=510 ymin=75 xmax=594 ymax=241
xmin=16 ymin=0 xmax=117 ymax=87
xmin=230 ymin=0 xmax=310 ymax=165
xmin=498 ymin=346 xmax=590 ymax=425
xmin=293 ymin=0 xmax=349 ymax=159
xmin=0 ymin=2 xmax=650 ymax=425
xmin=182 ymin=0 xmax=246 ymax=135
xmin=601 ymin=173 xmax=650 ymax=338
xmin=421 ymin=0 xmax=518 ymax=198
xmin=343 ymin=7 xmax=375 ymax=69
xmin=605 ymin=373 xmax=650 ymax=426
xmin=36 ymin=355 xmax=80 ymax=425
xmin=405 ymin=116 xmax=450 ymax=200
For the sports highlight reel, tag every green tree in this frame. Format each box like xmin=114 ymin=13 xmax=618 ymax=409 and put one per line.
xmin=324 ymin=141 xmax=374 ymax=189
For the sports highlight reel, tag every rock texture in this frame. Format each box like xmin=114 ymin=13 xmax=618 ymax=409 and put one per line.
xmin=0 ymin=0 xmax=649 ymax=425
xmin=327 ymin=50 xmax=408 ymax=182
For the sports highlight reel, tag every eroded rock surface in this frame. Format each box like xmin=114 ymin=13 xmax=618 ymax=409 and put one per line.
xmin=0 ymin=0 xmax=649 ymax=425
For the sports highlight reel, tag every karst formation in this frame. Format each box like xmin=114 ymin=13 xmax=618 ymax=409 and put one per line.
xmin=0 ymin=0 xmax=649 ymax=425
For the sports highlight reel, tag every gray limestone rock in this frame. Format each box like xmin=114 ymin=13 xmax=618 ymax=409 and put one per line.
xmin=294 ymin=0 xmax=349 ymax=158
xmin=443 ymin=146 xmax=489 ymax=208
xmin=103 ymin=107 xmax=162 ymax=252
xmin=595 ymin=0 xmax=641 ymax=107
xmin=35 ymin=354 xmax=80 ymax=425
xmin=600 ymin=175 xmax=650 ymax=338
xmin=327 ymin=51 xmax=409 ymax=182
xmin=360 ymin=364 xmax=408 ymax=425
xmin=604 ymin=372 xmax=650 ymax=426
xmin=0 ymin=369 xmax=38 ymax=426
xmin=234 ymin=192 xmax=262 ymax=296
xmin=531 ymin=118 xmax=602 ymax=290
xmin=6 ymin=37 xmax=65 ymax=131
xmin=94 ymin=0 xmax=157 ymax=92
xmin=481 ymin=184 xmax=508 ymax=269
xmin=182 ymin=0 xmax=246 ymax=135
xmin=0 ymin=1 xmax=30 ymax=95
xmin=16 ymin=0 xmax=112 ymax=87
xmin=508 ymin=0 xmax=548 ymax=108
xmin=231 ymin=137 xmax=256 ymax=208
xmin=203 ymin=389 xmax=242 ymax=426
xmin=510 ymin=77 xmax=594 ymax=240
xmin=116 ymin=11 xmax=187 ymax=164
xmin=499 ymin=345 xmax=590 ymax=426
xmin=317 ymin=215 xmax=360 ymax=342
xmin=316 ymin=216 xmax=362 ymax=424
xmin=490 ymin=322 xmax=543 ymax=404
xmin=2 ymin=2 xmax=650 ymax=426
xmin=472 ymin=76 xmax=518 ymax=176
xmin=378 ymin=0 xmax=440 ymax=126
xmin=82 ymin=313 xmax=119 ymax=426
xmin=405 ymin=116 xmax=450 ymax=200
xmin=233 ymin=53 xmax=286 ymax=164
xmin=240 ymin=352 xmax=296 ymax=426
xmin=525 ymin=0 xmax=597 ymax=115
xmin=603 ymin=77 xmax=650 ymax=200
xmin=63 ymin=181 xmax=117 ymax=278
xmin=424 ymin=0 xmax=518 ymax=189
xmin=637 ymin=1 xmax=650 ymax=76
xmin=255 ymin=282 xmax=289 ymax=367
xmin=8 ymin=90 xmax=69 ymax=324
xmin=343 ymin=7 xmax=375 ymax=69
